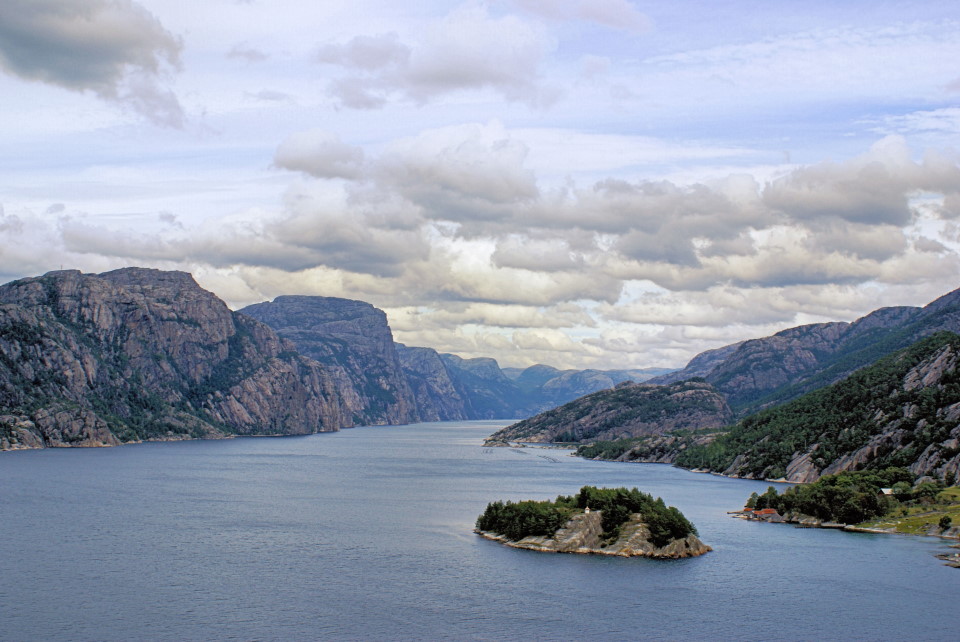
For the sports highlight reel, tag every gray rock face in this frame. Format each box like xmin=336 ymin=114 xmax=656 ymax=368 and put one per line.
xmin=487 ymin=380 xmax=733 ymax=444
xmin=241 ymin=296 xmax=418 ymax=426
xmin=650 ymin=342 xmax=744 ymax=385
xmin=395 ymin=344 xmax=471 ymax=421
xmin=0 ymin=269 xmax=344 ymax=449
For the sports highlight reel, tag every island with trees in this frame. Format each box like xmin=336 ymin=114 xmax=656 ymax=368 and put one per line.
xmin=475 ymin=486 xmax=711 ymax=559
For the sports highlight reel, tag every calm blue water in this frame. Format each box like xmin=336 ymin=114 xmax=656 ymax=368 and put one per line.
xmin=1 ymin=421 xmax=957 ymax=641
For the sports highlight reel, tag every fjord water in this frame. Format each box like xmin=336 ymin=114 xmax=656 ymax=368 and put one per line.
xmin=1 ymin=422 xmax=957 ymax=641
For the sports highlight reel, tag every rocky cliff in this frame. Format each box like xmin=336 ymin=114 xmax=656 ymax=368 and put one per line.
xmin=476 ymin=510 xmax=711 ymax=559
xmin=394 ymin=344 xmax=472 ymax=421
xmin=675 ymin=332 xmax=960 ymax=482
xmin=240 ymin=296 xmax=419 ymax=426
xmin=486 ymin=379 xmax=733 ymax=444
xmin=0 ymin=269 xmax=345 ymax=450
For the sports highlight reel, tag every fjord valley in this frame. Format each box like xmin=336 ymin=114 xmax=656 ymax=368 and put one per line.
xmin=0 ymin=268 xmax=663 ymax=451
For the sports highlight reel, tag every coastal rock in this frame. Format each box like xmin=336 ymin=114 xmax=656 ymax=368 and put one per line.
xmin=784 ymin=452 xmax=821 ymax=484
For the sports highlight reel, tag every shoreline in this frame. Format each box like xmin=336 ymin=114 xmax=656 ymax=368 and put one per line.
xmin=474 ymin=528 xmax=711 ymax=559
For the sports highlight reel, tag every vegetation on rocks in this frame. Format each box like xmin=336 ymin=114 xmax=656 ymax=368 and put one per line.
xmin=748 ymin=468 xmax=913 ymax=524
xmin=476 ymin=485 xmax=697 ymax=548
xmin=675 ymin=332 xmax=960 ymax=482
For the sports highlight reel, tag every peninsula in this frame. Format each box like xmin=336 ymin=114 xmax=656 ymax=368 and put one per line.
xmin=475 ymin=486 xmax=711 ymax=559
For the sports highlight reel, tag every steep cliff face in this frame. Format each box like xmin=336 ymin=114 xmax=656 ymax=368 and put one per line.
xmin=240 ymin=296 xmax=418 ymax=426
xmin=439 ymin=354 xmax=530 ymax=418
xmin=487 ymin=379 xmax=733 ymax=444
xmin=395 ymin=344 xmax=471 ymax=421
xmin=0 ymin=269 xmax=344 ymax=450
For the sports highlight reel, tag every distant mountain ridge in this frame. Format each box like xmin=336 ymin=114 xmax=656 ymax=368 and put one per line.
xmin=650 ymin=288 xmax=960 ymax=416
xmin=242 ymin=295 xmax=669 ymax=423
xmin=487 ymin=379 xmax=732 ymax=444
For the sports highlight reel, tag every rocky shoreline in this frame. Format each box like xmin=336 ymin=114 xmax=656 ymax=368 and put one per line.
xmin=476 ymin=510 xmax=711 ymax=559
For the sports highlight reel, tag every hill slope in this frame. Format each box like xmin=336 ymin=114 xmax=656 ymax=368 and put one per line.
xmin=675 ymin=332 xmax=960 ymax=482
xmin=486 ymin=379 xmax=732 ymax=444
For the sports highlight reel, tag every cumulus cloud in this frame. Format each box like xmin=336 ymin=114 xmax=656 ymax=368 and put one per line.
xmin=12 ymin=122 xmax=960 ymax=369
xmin=274 ymin=130 xmax=366 ymax=179
xmin=0 ymin=0 xmax=184 ymax=127
xmin=263 ymin=125 xmax=960 ymax=300
xmin=315 ymin=5 xmax=557 ymax=109
xmin=377 ymin=123 xmax=539 ymax=223
xmin=763 ymin=137 xmax=960 ymax=228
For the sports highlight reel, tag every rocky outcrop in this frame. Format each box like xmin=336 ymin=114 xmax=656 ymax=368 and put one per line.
xmin=0 ymin=269 xmax=345 ymax=449
xmin=608 ymin=432 xmax=722 ymax=465
xmin=487 ymin=379 xmax=733 ymax=444
xmin=476 ymin=510 xmax=711 ymax=559
xmin=241 ymin=296 xmax=418 ymax=426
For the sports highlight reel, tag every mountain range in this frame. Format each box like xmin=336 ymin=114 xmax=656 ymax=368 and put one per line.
xmin=491 ymin=284 xmax=960 ymax=483
xmin=0 ymin=268 xmax=664 ymax=450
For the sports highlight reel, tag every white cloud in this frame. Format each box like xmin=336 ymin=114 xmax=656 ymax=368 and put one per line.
xmin=315 ymin=33 xmax=409 ymax=70
xmin=0 ymin=0 xmax=184 ymax=126
xmin=274 ymin=130 xmax=366 ymax=179
xmin=316 ymin=4 xmax=558 ymax=109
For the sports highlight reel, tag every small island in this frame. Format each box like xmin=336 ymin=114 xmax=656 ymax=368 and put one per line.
xmin=475 ymin=486 xmax=711 ymax=559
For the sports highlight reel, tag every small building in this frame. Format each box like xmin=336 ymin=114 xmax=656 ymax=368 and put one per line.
xmin=751 ymin=508 xmax=783 ymax=522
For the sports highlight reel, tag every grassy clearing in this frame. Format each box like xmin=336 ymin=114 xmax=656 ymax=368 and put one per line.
xmin=858 ymin=487 xmax=960 ymax=535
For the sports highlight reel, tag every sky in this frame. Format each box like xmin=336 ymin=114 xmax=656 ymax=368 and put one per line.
xmin=1 ymin=0 xmax=960 ymax=371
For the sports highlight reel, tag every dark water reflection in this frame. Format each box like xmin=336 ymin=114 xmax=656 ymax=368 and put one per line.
xmin=1 ymin=421 xmax=957 ymax=641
